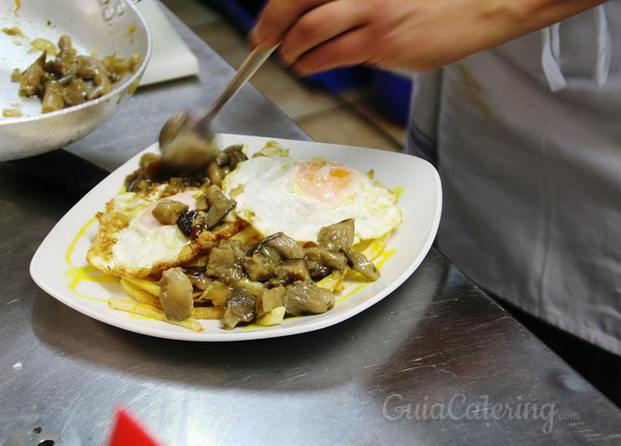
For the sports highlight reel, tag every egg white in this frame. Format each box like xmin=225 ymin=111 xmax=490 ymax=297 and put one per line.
xmin=88 ymin=186 xmax=201 ymax=277
xmin=222 ymin=155 xmax=402 ymax=242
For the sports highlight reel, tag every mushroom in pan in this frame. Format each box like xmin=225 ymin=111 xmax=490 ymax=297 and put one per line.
xmin=19 ymin=53 xmax=47 ymax=97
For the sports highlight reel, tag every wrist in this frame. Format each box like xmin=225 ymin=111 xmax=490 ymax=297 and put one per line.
xmin=513 ymin=0 xmax=606 ymax=30
xmin=475 ymin=0 xmax=605 ymax=50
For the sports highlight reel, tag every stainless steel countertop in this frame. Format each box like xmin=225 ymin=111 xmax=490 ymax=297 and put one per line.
xmin=1 ymin=6 xmax=620 ymax=446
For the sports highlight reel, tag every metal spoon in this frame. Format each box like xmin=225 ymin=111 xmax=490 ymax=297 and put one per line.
xmin=158 ymin=45 xmax=278 ymax=174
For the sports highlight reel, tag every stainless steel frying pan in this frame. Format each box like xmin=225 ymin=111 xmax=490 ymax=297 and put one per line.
xmin=0 ymin=0 xmax=151 ymax=161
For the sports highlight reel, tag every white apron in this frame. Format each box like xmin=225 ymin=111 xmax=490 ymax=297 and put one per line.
xmin=407 ymin=4 xmax=621 ymax=355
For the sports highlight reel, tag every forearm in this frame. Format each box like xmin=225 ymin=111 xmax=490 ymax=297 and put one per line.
xmin=494 ymin=0 xmax=607 ymax=45
xmin=251 ymin=0 xmax=609 ymax=74
xmin=428 ymin=0 xmax=607 ymax=69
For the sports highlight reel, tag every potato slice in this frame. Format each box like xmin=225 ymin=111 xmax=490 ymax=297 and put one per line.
xmin=108 ymin=299 xmax=203 ymax=332
xmin=230 ymin=225 xmax=261 ymax=245
xmin=316 ymin=270 xmax=345 ymax=293
xmin=122 ymin=275 xmax=160 ymax=296
xmin=192 ymin=306 xmax=223 ymax=320
xmin=201 ymin=281 xmax=232 ymax=307
xmin=256 ymin=306 xmax=286 ymax=327
xmin=120 ymin=278 xmax=161 ymax=308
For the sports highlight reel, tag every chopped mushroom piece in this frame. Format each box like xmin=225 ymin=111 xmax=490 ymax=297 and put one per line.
xmin=242 ymin=244 xmax=280 ymax=282
xmin=19 ymin=53 xmax=46 ymax=96
xmin=344 ymin=250 xmax=380 ymax=281
xmin=265 ymin=277 xmax=288 ymax=289
xmin=216 ymin=144 xmax=248 ymax=170
xmin=2 ymin=108 xmax=22 ymax=118
xmin=207 ymin=162 xmax=224 ymax=186
xmin=195 ymin=194 xmax=209 ymax=211
xmin=233 ymin=278 xmax=265 ymax=297
xmin=183 ymin=268 xmax=212 ymax=291
xmin=159 ymin=268 xmax=194 ymax=321
xmin=242 ymin=255 xmax=274 ymax=282
xmin=62 ymin=78 xmax=89 ymax=105
xmin=57 ymin=35 xmax=76 ymax=59
xmin=318 ymin=219 xmax=355 ymax=251
xmin=202 ymin=185 xmax=236 ymax=229
xmin=251 ymin=244 xmax=281 ymax=264
xmin=305 ymin=246 xmax=348 ymax=271
xmin=256 ymin=286 xmax=286 ymax=316
xmin=188 ymin=210 xmax=211 ymax=237
xmin=274 ymin=259 xmax=310 ymax=283
xmin=152 ymin=199 xmax=189 ymax=225
xmin=12 ymin=35 xmax=139 ymax=112
xmin=177 ymin=210 xmax=198 ymax=236
xmin=10 ymin=68 xmax=22 ymax=82
xmin=222 ymin=289 xmax=256 ymax=329
xmin=260 ymin=232 xmax=305 ymax=259
xmin=305 ymin=258 xmax=332 ymax=281
xmin=41 ymin=81 xmax=64 ymax=113
xmin=283 ymin=281 xmax=335 ymax=316
xmin=206 ymin=240 xmax=246 ymax=284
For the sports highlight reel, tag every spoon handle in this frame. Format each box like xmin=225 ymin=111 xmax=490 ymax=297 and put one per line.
xmin=198 ymin=45 xmax=279 ymax=130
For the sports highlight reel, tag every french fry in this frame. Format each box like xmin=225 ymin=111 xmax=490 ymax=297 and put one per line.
xmin=120 ymin=278 xmax=161 ymax=308
xmin=359 ymin=233 xmax=392 ymax=261
xmin=317 ymin=270 xmax=344 ymax=293
xmin=344 ymin=269 xmax=368 ymax=282
xmin=182 ymin=255 xmax=208 ymax=268
xmin=230 ymin=225 xmax=261 ymax=245
xmin=191 ymin=306 xmax=223 ymax=320
xmin=122 ymin=275 xmax=160 ymax=296
xmin=234 ymin=278 xmax=265 ymax=297
xmin=109 ymin=299 xmax=204 ymax=332
xmin=256 ymin=306 xmax=286 ymax=326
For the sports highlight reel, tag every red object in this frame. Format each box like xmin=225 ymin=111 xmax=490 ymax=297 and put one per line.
xmin=108 ymin=407 xmax=162 ymax=446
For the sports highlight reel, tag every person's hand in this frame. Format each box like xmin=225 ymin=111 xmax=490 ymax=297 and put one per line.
xmin=250 ymin=0 xmax=604 ymax=75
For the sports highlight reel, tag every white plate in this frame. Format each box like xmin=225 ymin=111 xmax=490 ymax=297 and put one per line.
xmin=30 ymin=134 xmax=442 ymax=341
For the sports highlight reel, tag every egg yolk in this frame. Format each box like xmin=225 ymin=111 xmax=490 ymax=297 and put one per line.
xmin=295 ymin=160 xmax=356 ymax=204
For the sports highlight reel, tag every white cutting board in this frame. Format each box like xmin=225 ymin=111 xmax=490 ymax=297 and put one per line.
xmin=137 ymin=0 xmax=199 ymax=86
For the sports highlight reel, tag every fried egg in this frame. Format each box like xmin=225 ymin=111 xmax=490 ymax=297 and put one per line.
xmin=87 ymin=185 xmax=201 ymax=277
xmin=222 ymin=155 xmax=402 ymax=242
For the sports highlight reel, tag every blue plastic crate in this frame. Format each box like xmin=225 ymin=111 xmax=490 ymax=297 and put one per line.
xmin=371 ymin=70 xmax=413 ymax=126
xmin=205 ymin=0 xmax=370 ymax=93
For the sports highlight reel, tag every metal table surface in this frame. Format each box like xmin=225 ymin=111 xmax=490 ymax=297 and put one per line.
xmin=2 ymin=6 xmax=620 ymax=446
